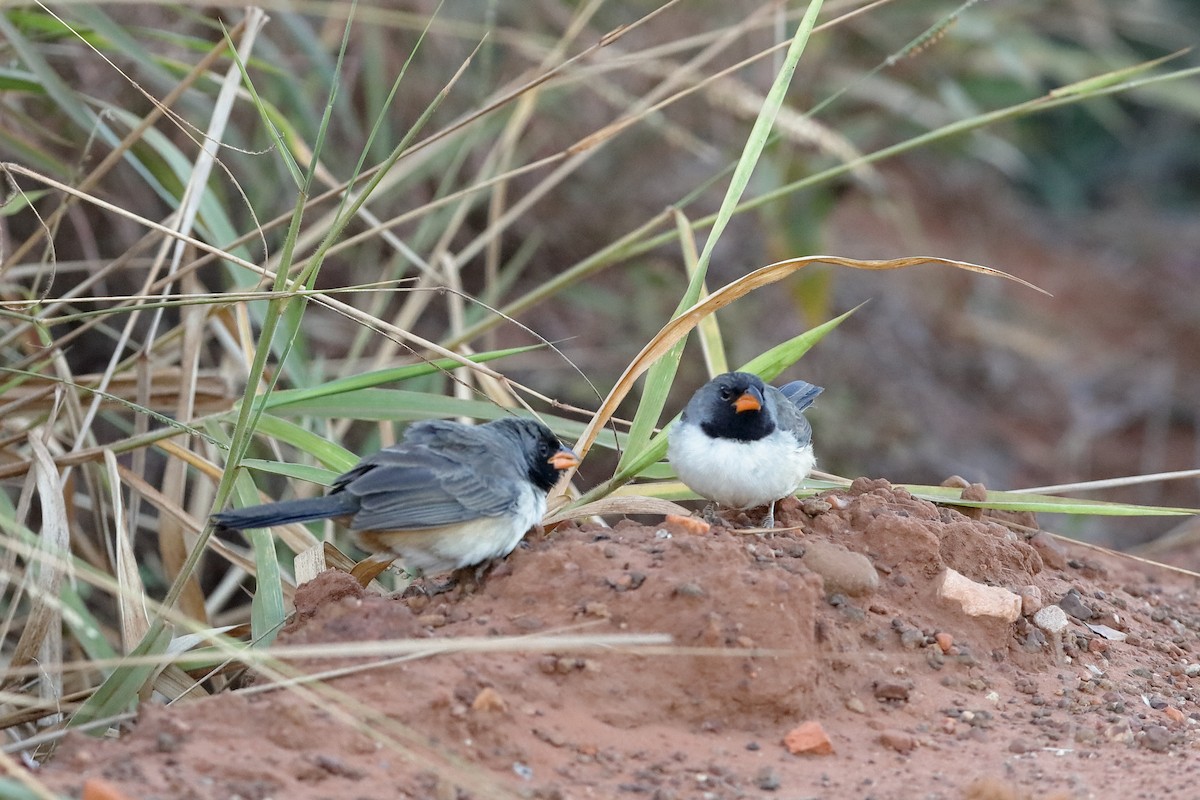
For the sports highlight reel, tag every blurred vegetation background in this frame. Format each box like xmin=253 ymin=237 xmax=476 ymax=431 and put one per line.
xmin=1 ymin=0 xmax=1199 ymax=760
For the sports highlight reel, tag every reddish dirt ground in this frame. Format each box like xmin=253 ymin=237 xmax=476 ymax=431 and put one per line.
xmin=37 ymin=479 xmax=1200 ymax=800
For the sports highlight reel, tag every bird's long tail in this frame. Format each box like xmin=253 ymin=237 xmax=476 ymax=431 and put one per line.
xmin=211 ymin=493 xmax=358 ymax=530
xmin=779 ymin=379 xmax=824 ymax=412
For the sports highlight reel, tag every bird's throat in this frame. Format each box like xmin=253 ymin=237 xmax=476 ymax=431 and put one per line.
xmin=701 ymin=412 xmax=774 ymax=442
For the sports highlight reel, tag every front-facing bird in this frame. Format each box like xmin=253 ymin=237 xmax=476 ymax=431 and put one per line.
xmin=211 ymin=417 xmax=579 ymax=577
xmin=667 ymin=371 xmax=823 ymax=527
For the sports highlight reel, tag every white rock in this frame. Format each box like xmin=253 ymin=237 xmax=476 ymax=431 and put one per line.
xmin=1086 ymin=623 xmax=1127 ymax=642
xmin=936 ymin=568 xmax=1022 ymax=622
xmin=1033 ymin=604 xmax=1070 ymax=635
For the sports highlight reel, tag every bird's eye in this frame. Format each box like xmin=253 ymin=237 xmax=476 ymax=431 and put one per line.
xmin=539 ymin=440 xmax=552 ymax=457
xmin=718 ymin=387 xmax=733 ymax=401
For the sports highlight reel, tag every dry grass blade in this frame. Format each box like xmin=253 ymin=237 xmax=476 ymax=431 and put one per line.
xmin=105 ymin=451 xmax=149 ymax=653
xmin=571 ymin=254 xmax=1047 ymax=463
xmin=8 ymin=436 xmax=68 ymax=727
xmin=543 ymin=495 xmax=693 ymax=526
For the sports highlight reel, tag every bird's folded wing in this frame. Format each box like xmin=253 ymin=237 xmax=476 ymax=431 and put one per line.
xmin=340 ymin=449 xmax=523 ymax=531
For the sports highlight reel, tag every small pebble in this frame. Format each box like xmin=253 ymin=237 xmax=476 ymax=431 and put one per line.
xmin=1140 ymin=725 xmax=1172 ymax=752
xmin=1033 ymin=605 xmax=1069 ymax=635
xmin=1029 ymin=532 xmax=1068 ymax=570
xmin=879 ymin=730 xmax=916 ymax=754
xmin=783 ymin=721 xmax=834 ymax=756
xmin=755 ymin=766 xmax=781 ymax=791
xmin=1008 ymin=738 xmax=1035 ymax=754
xmin=1019 ymin=585 xmax=1044 ymax=616
xmin=1057 ymin=589 xmax=1095 ymax=621
xmin=873 ymin=680 xmax=912 ymax=703
xmin=802 ymin=541 xmax=879 ymax=597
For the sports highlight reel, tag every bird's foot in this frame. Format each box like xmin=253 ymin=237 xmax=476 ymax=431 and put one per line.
xmin=701 ymin=503 xmax=723 ymax=525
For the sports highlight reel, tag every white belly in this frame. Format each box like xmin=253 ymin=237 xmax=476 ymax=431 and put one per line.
xmin=355 ymin=486 xmax=545 ymax=576
xmin=668 ymin=424 xmax=815 ymax=509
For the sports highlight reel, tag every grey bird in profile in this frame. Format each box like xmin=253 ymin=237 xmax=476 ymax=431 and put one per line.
xmin=212 ymin=418 xmax=579 ymax=577
xmin=667 ymin=371 xmax=823 ymax=528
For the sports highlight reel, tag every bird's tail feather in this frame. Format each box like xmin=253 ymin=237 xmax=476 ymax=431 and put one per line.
xmin=779 ymin=379 xmax=824 ymax=411
xmin=211 ymin=493 xmax=356 ymax=530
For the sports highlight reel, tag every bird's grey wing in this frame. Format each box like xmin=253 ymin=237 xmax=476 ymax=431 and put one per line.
xmin=340 ymin=444 xmax=525 ymax=531
xmin=767 ymin=384 xmax=818 ymax=445
xmin=331 ymin=420 xmax=498 ymax=493
xmin=778 ymin=380 xmax=823 ymax=412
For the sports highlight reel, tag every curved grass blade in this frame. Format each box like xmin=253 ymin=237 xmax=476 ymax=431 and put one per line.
xmin=572 ymin=255 xmax=1043 ymax=466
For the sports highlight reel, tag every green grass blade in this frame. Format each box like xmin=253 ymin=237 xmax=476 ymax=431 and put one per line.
xmin=68 ymin=623 xmax=173 ymax=731
xmin=616 ymin=212 xmax=706 ymax=471
xmin=900 ymin=485 xmax=1198 ymax=517
xmin=739 ymin=302 xmax=863 ymax=380
xmin=248 ymin=414 xmax=359 ymax=471
xmin=255 ymin=345 xmax=542 ymax=410
xmin=231 ymin=472 xmax=287 ymax=645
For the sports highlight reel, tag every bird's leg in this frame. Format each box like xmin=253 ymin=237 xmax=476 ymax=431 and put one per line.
xmin=701 ymin=503 xmax=722 ymax=525
xmin=762 ymin=500 xmax=778 ymax=530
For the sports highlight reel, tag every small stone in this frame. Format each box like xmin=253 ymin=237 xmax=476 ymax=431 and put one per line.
xmin=958 ymin=484 xmax=987 ymax=520
xmin=873 ymin=679 xmax=912 ymax=703
xmin=1029 ymin=532 xmax=1068 ymax=570
xmin=1165 ymin=706 xmax=1186 ymax=724
xmin=1019 ymin=586 xmax=1044 ymax=616
xmin=673 ymin=582 xmax=707 ymax=598
xmin=802 ymin=541 xmax=879 ymax=597
xmin=1008 ymin=738 xmax=1035 ymax=754
xmin=417 ymin=613 xmax=447 ymax=628
xmin=664 ymin=514 xmax=710 ymax=535
xmin=934 ymin=632 xmax=954 ymax=654
xmin=1139 ymin=725 xmax=1172 ymax=752
xmin=844 ymin=696 xmax=867 ymax=714
xmin=583 ymin=601 xmax=610 ymax=619
xmin=800 ymin=497 xmax=832 ymax=516
xmin=1185 ymin=664 xmax=1200 ymax=678
xmin=878 ymin=730 xmax=916 ymax=754
xmin=1033 ymin=605 xmax=1070 ymax=635
xmin=471 ymin=687 xmax=507 ymax=713
xmin=783 ymin=721 xmax=834 ymax=756
xmin=937 ymin=568 xmax=1021 ymax=622
xmin=899 ymin=628 xmax=925 ymax=650
xmin=754 ymin=766 xmax=781 ymax=791
xmin=533 ymin=727 xmax=568 ymax=748
xmin=81 ymin=779 xmax=131 ymax=800
xmin=1057 ymin=590 xmax=1095 ymax=620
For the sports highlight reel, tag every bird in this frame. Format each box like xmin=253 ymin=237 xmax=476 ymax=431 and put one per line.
xmin=211 ymin=417 xmax=579 ymax=577
xmin=667 ymin=371 xmax=823 ymax=528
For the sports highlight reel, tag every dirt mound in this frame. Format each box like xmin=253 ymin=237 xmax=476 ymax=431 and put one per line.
xmin=38 ymin=480 xmax=1200 ymax=799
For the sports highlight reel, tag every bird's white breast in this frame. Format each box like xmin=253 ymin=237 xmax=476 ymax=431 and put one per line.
xmin=358 ymin=484 xmax=545 ymax=576
xmin=668 ymin=423 xmax=816 ymax=509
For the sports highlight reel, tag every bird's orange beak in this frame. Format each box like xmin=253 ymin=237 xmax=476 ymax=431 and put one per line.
xmin=549 ymin=447 xmax=581 ymax=470
xmin=733 ymin=390 xmax=762 ymax=413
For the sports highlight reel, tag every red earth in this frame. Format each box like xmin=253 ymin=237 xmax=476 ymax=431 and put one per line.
xmin=37 ymin=478 xmax=1200 ymax=800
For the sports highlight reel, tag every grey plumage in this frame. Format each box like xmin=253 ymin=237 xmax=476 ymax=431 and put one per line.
xmin=212 ymin=417 xmax=578 ymax=575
